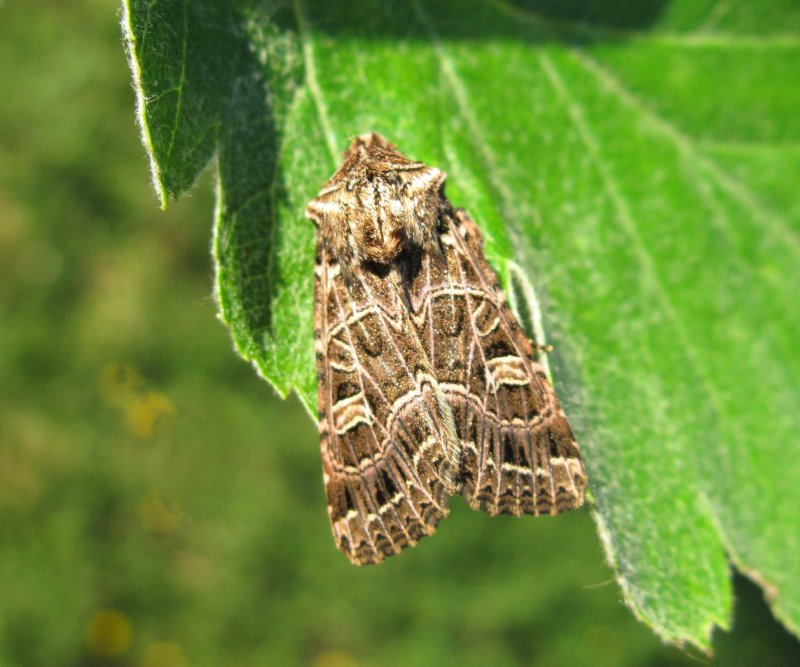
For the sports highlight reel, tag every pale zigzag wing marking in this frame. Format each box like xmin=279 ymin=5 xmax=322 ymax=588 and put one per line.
xmin=314 ymin=243 xmax=458 ymax=565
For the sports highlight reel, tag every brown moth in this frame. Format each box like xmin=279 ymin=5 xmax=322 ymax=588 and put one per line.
xmin=306 ymin=133 xmax=586 ymax=565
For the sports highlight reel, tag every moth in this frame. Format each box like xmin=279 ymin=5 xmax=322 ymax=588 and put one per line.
xmin=307 ymin=133 xmax=586 ymax=565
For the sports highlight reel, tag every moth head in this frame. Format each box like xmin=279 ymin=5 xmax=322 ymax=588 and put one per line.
xmin=306 ymin=133 xmax=446 ymax=268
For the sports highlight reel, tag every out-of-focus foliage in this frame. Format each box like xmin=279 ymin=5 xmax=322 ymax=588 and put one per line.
xmin=1 ymin=1 xmax=799 ymax=666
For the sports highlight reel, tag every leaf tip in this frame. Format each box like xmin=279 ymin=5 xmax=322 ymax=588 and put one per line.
xmin=591 ymin=509 xmax=729 ymax=654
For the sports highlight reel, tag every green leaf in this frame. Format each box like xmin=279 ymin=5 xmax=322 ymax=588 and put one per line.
xmin=122 ymin=0 xmax=800 ymax=651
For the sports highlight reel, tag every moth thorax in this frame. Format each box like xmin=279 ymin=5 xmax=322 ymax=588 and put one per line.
xmin=352 ymin=206 xmax=425 ymax=265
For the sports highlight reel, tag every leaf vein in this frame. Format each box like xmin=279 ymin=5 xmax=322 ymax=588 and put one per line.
xmin=570 ymin=48 xmax=800 ymax=257
xmin=163 ymin=0 xmax=189 ymax=176
xmin=409 ymin=0 xmax=524 ymax=262
xmin=538 ymin=52 xmax=729 ymax=424
xmin=294 ymin=0 xmax=338 ymax=166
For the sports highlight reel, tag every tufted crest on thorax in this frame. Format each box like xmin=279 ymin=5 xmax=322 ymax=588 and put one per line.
xmin=306 ymin=133 xmax=445 ymax=269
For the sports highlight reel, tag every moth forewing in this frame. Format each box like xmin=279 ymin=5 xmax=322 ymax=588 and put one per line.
xmin=409 ymin=209 xmax=587 ymax=515
xmin=308 ymin=134 xmax=459 ymax=566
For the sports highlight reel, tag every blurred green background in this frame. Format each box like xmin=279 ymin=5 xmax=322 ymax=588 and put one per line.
xmin=1 ymin=1 xmax=799 ymax=666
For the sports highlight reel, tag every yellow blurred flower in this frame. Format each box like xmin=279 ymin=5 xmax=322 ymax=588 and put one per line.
xmin=141 ymin=641 xmax=187 ymax=667
xmin=98 ymin=364 xmax=176 ymax=438
xmin=85 ymin=609 xmax=132 ymax=658
xmin=313 ymin=650 xmax=359 ymax=667
xmin=126 ymin=391 xmax=176 ymax=439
